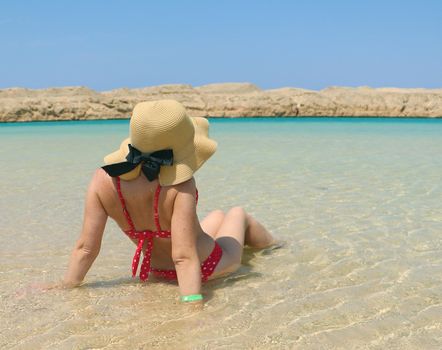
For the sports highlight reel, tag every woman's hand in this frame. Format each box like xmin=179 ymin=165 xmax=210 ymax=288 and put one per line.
xmin=182 ymin=299 xmax=204 ymax=311
xmin=14 ymin=281 xmax=64 ymax=299
xmin=33 ymin=281 xmax=62 ymax=291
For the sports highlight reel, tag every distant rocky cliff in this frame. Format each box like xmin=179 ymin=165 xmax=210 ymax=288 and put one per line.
xmin=1 ymin=83 xmax=442 ymax=122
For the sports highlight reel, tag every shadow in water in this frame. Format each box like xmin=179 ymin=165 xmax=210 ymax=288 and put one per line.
xmin=82 ymin=242 xmax=286 ymax=298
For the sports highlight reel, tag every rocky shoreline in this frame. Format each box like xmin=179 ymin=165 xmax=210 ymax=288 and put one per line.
xmin=1 ymin=83 xmax=442 ymax=122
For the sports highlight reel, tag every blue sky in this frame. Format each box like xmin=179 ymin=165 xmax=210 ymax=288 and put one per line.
xmin=0 ymin=0 xmax=441 ymax=90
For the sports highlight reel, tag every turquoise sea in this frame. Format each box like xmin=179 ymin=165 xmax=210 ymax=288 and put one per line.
xmin=1 ymin=118 xmax=441 ymax=349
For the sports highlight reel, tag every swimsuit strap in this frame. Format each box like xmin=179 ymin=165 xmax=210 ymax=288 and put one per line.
xmin=132 ymin=236 xmax=153 ymax=281
xmin=116 ymin=177 xmax=135 ymax=230
xmin=153 ymin=184 xmax=162 ymax=232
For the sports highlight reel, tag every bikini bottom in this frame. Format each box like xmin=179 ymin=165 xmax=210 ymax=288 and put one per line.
xmin=151 ymin=241 xmax=223 ymax=282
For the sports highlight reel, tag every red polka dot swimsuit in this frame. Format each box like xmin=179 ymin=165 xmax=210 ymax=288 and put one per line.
xmin=116 ymin=177 xmax=222 ymax=282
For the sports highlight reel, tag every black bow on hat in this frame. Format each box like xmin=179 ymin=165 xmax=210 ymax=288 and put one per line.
xmin=102 ymin=144 xmax=173 ymax=181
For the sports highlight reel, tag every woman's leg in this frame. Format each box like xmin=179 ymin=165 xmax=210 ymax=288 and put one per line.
xmin=212 ymin=207 xmax=248 ymax=275
xmin=200 ymin=210 xmax=225 ymax=238
xmin=212 ymin=207 xmax=275 ymax=276
xmin=244 ymin=213 xmax=275 ymax=249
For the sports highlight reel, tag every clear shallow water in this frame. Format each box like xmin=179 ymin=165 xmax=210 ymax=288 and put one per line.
xmin=1 ymin=118 xmax=441 ymax=349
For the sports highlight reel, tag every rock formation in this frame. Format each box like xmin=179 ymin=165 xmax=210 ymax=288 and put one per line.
xmin=1 ymin=83 xmax=441 ymax=122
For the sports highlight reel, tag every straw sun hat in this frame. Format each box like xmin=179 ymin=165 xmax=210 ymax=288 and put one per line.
xmin=102 ymin=100 xmax=217 ymax=186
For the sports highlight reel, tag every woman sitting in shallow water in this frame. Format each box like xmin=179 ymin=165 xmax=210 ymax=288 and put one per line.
xmin=63 ymin=100 xmax=275 ymax=303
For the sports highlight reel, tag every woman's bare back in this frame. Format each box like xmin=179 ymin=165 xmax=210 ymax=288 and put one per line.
xmin=93 ymin=168 xmax=215 ymax=270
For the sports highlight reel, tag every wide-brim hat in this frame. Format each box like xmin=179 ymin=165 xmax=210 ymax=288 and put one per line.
xmin=103 ymin=100 xmax=217 ymax=186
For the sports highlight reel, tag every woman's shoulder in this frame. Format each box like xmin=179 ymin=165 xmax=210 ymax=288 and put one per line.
xmin=168 ymin=177 xmax=196 ymax=192
xmin=164 ymin=177 xmax=197 ymax=201
xmin=91 ymin=168 xmax=111 ymax=184
xmin=86 ymin=168 xmax=113 ymax=195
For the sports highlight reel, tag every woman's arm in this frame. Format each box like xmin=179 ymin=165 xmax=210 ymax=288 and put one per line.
xmin=171 ymin=180 xmax=201 ymax=298
xmin=63 ymin=172 xmax=107 ymax=287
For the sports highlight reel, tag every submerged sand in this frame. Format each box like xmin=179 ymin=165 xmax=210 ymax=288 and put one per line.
xmin=1 ymin=83 xmax=442 ymax=122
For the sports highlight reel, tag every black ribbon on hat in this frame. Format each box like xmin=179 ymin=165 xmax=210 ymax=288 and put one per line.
xmin=102 ymin=144 xmax=174 ymax=181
